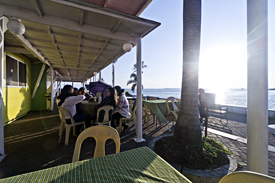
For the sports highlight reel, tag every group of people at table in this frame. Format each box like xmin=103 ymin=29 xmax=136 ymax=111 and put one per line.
xmin=56 ymin=85 xmax=130 ymax=133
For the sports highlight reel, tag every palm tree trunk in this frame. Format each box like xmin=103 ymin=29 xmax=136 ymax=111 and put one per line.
xmin=173 ymin=0 xmax=202 ymax=146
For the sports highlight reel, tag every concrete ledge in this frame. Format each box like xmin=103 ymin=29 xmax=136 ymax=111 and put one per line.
xmin=220 ymin=104 xmax=275 ymax=120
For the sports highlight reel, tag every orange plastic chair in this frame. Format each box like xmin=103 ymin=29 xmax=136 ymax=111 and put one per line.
xmin=58 ymin=106 xmax=86 ymax=146
xmin=72 ymin=126 xmax=120 ymax=162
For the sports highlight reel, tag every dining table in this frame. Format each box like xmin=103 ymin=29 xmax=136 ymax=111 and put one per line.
xmin=0 ymin=146 xmax=191 ymax=183
xmin=143 ymin=100 xmax=180 ymax=124
xmin=81 ymin=101 xmax=99 ymax=115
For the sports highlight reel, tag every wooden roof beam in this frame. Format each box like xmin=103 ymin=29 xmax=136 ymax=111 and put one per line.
xmin=50 ymin=0 xmax=156 ymax=28
xmin=88 ymin=19 xmax=122 ymax=68
xmin=31 ymin=0 xmax=43 ymax=17
xmin=79 ymin=10 xmax=84 ymax=26
xmin=11 ymin=34 xmax=50 ymax=66
xmin=45 ymin=25 xmax=67 ymax=67
xmin=4 ymin=46 xmax=30 ymax=54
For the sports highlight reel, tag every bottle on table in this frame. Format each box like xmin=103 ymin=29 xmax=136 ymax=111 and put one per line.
xmin=98 ymin=96 xmax=102 ymax=104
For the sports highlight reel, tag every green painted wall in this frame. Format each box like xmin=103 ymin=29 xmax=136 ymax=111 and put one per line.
xmin=3 ymin=53 xmax=32 ymax=125
xmin=31 ymin=63 xmax=47 ymax=111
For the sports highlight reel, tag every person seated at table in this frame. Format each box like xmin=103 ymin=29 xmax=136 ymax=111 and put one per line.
xmin=57 ymin=85 xmax=91 ymax=131
xmin=198 ymin=88 xmax=207 ymax=122
xmin=78 ymin=87 xmax=95 ymax=100
xmin=111 ymin=86 xmax=130 ymax=129
xmin=71 ymin=87 xmax=85 ymax=114
xmin=73 ymin=87 xmax=78 ymax=96
xmin=93 ymin=87 xmax=117 ymax=123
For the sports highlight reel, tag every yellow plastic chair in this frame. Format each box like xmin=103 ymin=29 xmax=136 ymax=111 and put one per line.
xmin=219 ymin=171 xmax=275 ymax=183
xmin=94 ymin=105 xmax=114 ymax=126
xmin=72 ymin=126 xmax=120 ymax=162
xmin=165 ymin=97 xmax=179 ymax=131
xmin=118 ymin=104 xmax=137 ymax=135
xmin=58 ymin=106 xmax=86 ymax=146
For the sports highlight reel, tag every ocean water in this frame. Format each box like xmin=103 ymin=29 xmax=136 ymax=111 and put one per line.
xmin=125 ymin=88 xmax=275 ymax=110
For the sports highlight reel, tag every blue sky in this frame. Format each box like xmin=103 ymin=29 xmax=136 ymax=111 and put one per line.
xmin=94 ymin=0 xmax=274 ymax=90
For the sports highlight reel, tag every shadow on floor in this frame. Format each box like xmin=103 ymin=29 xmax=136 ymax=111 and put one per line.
xmin=0 ymin=110 xmax=173 ymax=178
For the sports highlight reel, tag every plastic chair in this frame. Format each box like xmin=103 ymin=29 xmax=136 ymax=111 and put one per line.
xmin=142 ymin=97 xmax=157 ymax=128
xmin=219 ymin=171 xmax=275 ymax=183
xmin=72 ymin=126 xmax=120 ymax=162
xmin=58 ymin=106 xmax=86 ymax=146
xmin=118 ymin=104 xmax=137 ymax=135
xmin=94 ymin=105 xmax=113 ymax=126
xmin=165 ymin=97 xmax=179 ymax=131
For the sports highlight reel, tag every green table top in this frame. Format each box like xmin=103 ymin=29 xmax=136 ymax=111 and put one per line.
xmin=81 ymin=102 xmax=98 ymax=115
xmin=143 ymin=100 xmax=180 ymax=123
xmin=0 ymin=147 xmax=191 ymax=183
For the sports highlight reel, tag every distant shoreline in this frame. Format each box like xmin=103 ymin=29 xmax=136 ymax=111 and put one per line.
xmin=125 ymin=88 xmax=275 ymax=90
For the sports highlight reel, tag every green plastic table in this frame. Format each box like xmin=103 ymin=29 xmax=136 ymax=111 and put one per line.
xmin=81 ymin=101 xmax=98 ymax=115
xmin=143 ymin=100 xmax=180 ymax=124
xmin=0 ymin=147 xmax=191 ymax=183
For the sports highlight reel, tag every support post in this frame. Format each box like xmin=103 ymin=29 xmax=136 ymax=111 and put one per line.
xmin=54 ymin=80 xmax=61 ymax=97
xmin=112 ymin=63 xmax=115 ymax=87
xmin=247 ymin=0 xmax=268 ymax=174
xmin=99 ymin=71 xmax=101 ymax=81
xmin=0 ymin=16 xmax=8 ymax=162
xmin=134 ymin=38 xmax=145 ymax=143
xmin=32 ymin=64 xmax=46 ymax=99
xmin=50 ymin=67 xmax=54 ymax=111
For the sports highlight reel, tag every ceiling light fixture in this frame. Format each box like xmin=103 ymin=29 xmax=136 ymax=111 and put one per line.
xmin=7 ymin=18 xmax=25 ymax=35
xmin=123 ymin=42 xmax=132 ymax=52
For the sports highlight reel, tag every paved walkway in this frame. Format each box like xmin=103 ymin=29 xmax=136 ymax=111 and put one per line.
xmin=0 ymin=109 xmax=275 ymax=179
xmin=205 ymin=113 xmax=275 ymax=177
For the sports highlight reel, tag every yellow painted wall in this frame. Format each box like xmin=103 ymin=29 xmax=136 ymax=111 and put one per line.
xmin=3 ymin=52 xmax=31 ymax=124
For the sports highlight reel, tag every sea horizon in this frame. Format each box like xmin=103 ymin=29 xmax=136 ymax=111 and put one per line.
xmin=124 ymin=88 xmax=275 ymax=110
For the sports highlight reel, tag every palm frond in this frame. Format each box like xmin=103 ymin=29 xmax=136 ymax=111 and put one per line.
xmin=133 ymin=61 xmax=147 ymax=72
xmin=131 ymin=84 xmax=136 ymax=92
xmin=130 ymin=73 xmax=137 ymax=81
xmin=127 ymin=80 xmax=136 ymax=85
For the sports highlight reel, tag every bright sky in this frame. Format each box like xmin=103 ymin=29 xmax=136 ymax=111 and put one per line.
xmin=96 ymin=0 xmax=275 ymax=90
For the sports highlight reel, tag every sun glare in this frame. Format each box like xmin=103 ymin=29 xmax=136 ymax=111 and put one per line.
xmin=199 ymin=45 xmax=247 ymax=89
xmin=206 ymin=87 xmax=228 ymax=104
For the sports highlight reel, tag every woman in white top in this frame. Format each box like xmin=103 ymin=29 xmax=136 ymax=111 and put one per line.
xmin=57 ymin=85 xmax=91 ymax=128
xmin=112 ymin=86 xmax=130 ymax=129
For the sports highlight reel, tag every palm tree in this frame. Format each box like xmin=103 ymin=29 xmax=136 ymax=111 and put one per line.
xmin=127 ymin=61 xmax=147 ymax=92
xmin=173 ymin=0 xmax=202 ymax=146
